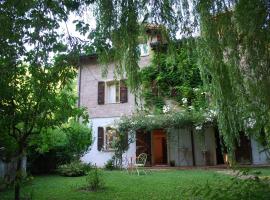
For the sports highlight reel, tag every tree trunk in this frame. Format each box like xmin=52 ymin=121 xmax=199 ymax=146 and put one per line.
xmin=14 ymin=148 xmax=24 ymax=200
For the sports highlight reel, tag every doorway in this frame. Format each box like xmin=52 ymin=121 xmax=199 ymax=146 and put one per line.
xmin=152 ymin=129 xmax=167 ymax=165
xmin=235 ymin=133 xmax=252 ymax=164
xmin=214 ymin=127 xmax=225 ymax=165
xmin=136 ymin=130 xmax=152 ymax=165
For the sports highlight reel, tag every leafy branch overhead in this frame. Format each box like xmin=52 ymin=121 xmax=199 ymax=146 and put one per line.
xmin=0 ymin=1 xmax=91 ymax=199
xmin=86 ymin=0 xmax=270 ymax=154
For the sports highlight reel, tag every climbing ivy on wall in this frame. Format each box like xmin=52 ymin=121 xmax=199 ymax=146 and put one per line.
xmin=139 ymin=39 xmax=207 ymax=114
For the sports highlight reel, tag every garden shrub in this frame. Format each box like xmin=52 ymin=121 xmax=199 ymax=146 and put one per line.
xmin=0 ymin=177 xmax=6 ymax=191
xmin=28 ymin=120 xmax=92 ymax=174
xmin=58 ymin=161 xmax=92 ymax=177
xmin=85 ymin=166 xmax=105 ymax=191
xmin=182 ymin=176 xmax=270 ymax=200
xmin=104 ymin=158 xmax=119 ymax=170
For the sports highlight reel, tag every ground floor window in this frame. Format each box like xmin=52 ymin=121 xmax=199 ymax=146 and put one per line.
xmin=104 ymin=127 xmax=119 ymax=150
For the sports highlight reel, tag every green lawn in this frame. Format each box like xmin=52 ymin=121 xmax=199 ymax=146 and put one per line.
xmin=1 ymin=169 xmax=270 ymax=200
xmin=250 ymin=167 xmax=270 ymax=176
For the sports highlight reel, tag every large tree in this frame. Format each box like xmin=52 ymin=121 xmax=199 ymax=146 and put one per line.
xmin=84 ymin=0 xmax=270 ymax=159
xmin=0 ymin=1 xmax=91 ymax=199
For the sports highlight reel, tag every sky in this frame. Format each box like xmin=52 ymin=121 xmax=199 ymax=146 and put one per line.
xmin=60 ymin=8 xmax=96 ymax=42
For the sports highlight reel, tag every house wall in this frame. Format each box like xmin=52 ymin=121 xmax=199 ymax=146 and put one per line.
xmin=193 ymin=127 xmax=217 ymax=166
xmin=251 ymin=138 xmax=269 ymax=165
xmin=168 ymin=128 xmax=193 ymax=166
xmin=80 ymin=62 xmax=135 ymax=118
xmin=79 ymin=52 xmax=151 ymax=167
xmin=81 ymin=117 xmax=136 ymax=167
xmin=79 ymin=56 xmax=151 ymax=119
xmin=168 ymin=127 xmax=217 ymax=166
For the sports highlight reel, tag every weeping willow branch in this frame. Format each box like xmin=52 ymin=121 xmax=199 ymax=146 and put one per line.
xmin=90 ymin=0 xmax=270 ymax=156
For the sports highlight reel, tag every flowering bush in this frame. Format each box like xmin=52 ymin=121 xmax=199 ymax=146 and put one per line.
xmin=117 ymin=110 xmax=215 ymax=135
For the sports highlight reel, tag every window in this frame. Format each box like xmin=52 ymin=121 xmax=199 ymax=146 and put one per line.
xmin=97 ymin=80 xmax=128 ymax=105
xmin=139 ymin=43 xmax=149 ymax=56
xmin=104 ymin=127 xmax=119 ymax=150
xmin=106 ymin=81 xmax=120 ymax=104
xmin=97 ymin=126 xmax=129 ymax=152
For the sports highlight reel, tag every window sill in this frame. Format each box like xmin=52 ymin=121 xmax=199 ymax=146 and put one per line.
xmin=105 ymin=102 xmax=120 ymax=104
xmin=140 ymin=54 xmax=149 ymax=57
xmin=104 ymin=102 xmax=128 ymax=105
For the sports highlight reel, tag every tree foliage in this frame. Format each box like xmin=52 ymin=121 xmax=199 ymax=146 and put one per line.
xmin=31 ymin=120 xmax=92 ymax=158
xmin=197 ymin=0 xmax=270 ymax=154
xmin=86 ymin=0 xmax=270 ymax=157
xmin=0 ymin=1 xmax=91 ymax=199
xmin=27 ymin=120 xmax=91 ymax=174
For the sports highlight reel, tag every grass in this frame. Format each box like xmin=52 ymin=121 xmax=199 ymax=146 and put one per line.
xmin=1 ymin=168 xmax=270 ymax=200
xmin=250 ymin=168 xmax=270 ymax=176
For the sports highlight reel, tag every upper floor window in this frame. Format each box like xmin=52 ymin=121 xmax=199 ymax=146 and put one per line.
xmin=139 ymin=43 xmax=150 ymax=56
xmin=98 ymin=80 xmax=128 ymax=105
xmin=106 ymin=81 xmax=120 ymax=104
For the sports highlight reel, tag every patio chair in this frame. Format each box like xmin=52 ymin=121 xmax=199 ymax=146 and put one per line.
xmin=134 ymin=153 xmax=147 ymax=175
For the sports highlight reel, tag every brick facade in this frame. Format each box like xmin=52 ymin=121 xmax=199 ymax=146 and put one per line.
xmin=79 ymin=56 xmax=151 ymax=119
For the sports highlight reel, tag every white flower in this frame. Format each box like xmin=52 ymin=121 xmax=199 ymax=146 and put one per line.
xmin=195 ymin=125 xmax=202 ymax=131
xmin=245 ymin=118 xmax=256 ymax=129
xmin=163 ymin=105 xmax=171 ymax=113
xmin=182 ymin=98 xmax=188 ymax=104
xmin=206 ymin=117 xmax=212 ymax=122
xmin=188 ymin=105 xmax=194 ymax=110
xmin=209 ymin=109 xmax=217 ymax=116
xmin=193 ymin=88 xmax=199 ymax=92
xmin=203 ymin=109 xmax=217 ymax=122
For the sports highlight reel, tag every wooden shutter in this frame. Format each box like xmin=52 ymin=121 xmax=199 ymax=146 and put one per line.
xmin=97 ymin=127 xmax=104 ymax=151
xmin=120 ymin=80 xmax=128 ymax=103
xmin=98 ymin=81 xmax=105 ymax=105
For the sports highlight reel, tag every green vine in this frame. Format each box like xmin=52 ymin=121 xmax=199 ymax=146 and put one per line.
xmin=139 ymin=39 xmax=207 ymax=114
